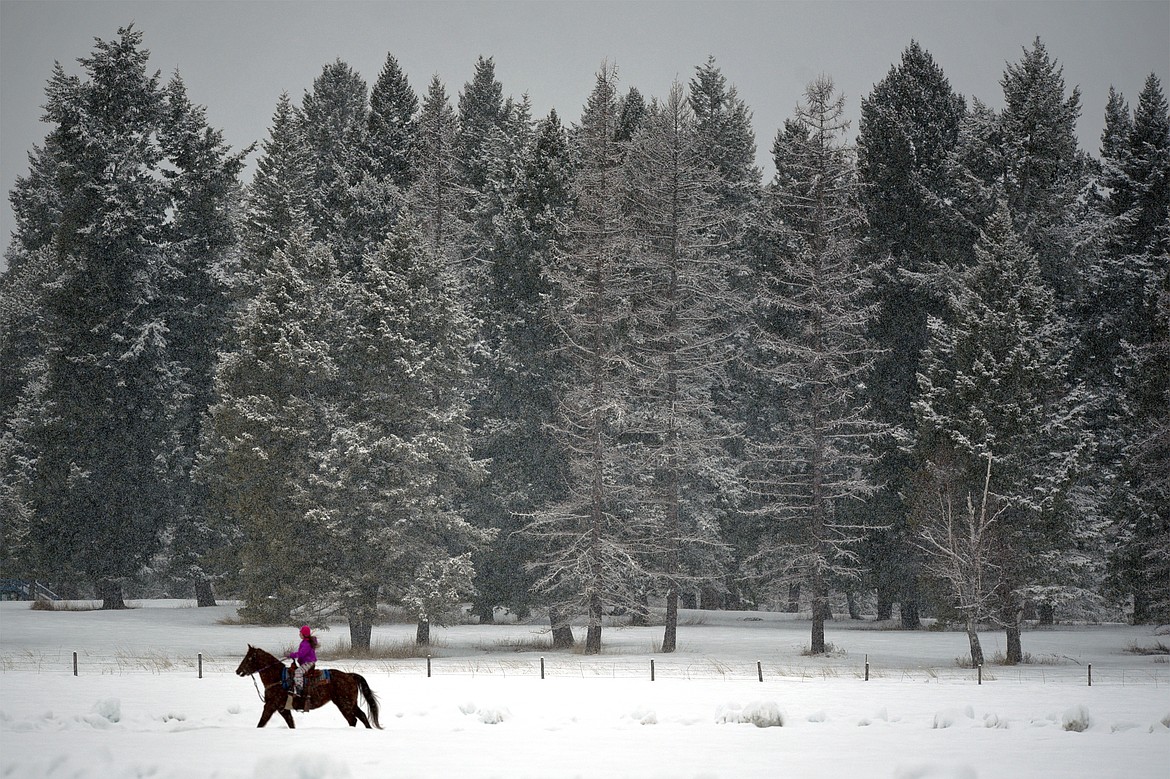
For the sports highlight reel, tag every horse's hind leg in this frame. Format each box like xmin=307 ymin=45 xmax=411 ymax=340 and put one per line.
xmin=333 ymin=697 xmax=359 ymax=727
xmin=278 ymin=709 xmax=295 ymax=728
xmin=353 ymin=707 xmax=372 ymax=729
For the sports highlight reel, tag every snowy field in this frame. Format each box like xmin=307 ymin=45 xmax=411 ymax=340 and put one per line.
xmin=1 ymin=600 xmax=1167 ymax=778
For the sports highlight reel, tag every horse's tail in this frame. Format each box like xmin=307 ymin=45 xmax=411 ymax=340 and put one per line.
xmin=355 ymin=673 xmax=382 ymax=729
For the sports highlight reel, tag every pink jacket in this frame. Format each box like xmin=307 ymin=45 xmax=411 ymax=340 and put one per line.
xmin=288 ymin=638 xmax=317 ymax=665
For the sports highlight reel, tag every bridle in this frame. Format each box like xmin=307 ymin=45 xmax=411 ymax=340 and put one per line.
xmin=241 ymin=654 xmax=286 ymax=703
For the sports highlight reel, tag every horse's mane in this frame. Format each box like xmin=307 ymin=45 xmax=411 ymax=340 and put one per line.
xmin=249 ymin=644 xmax=281 ymax=665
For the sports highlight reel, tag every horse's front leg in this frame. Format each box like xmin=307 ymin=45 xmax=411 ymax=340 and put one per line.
xmin=278 ymin=709 xmax=296 ymax=728
xmin=257 ymin=701 xmax=278 ymax=728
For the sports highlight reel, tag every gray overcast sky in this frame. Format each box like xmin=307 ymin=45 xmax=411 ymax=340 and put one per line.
xmin=2 ymin=0 xmax=1168 ymax=273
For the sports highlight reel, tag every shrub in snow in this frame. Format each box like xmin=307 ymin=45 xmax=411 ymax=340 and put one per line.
xmin=1061 ymin=705 xmax=1091 ymax=732
xmin=932 ymin=707 xmax=974 ymax=729
xmin=477 ymin=707 xmax=510 ymax=725
xmin=715 ymin=701 xmax=784 ymax=728
xmin=627 ymin=707 xmax=657 ymax=725
xmin=92 ymin=699 xmax=121 ymax=723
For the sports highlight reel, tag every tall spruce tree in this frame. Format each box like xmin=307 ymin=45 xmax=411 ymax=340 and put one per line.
xmin=367 ymin=52 xmax=418 ymax=192
xmin=623 ymin=82 xmax=739 ymax=652
xmin=155 ymin=75 xmax=249 ymax=605
xmin=1097 ymin=74 xmax=1170 ymax=622
xmin=913 ymin=201 xmax=1091 ymax=663
xmin=527 ymin=64 xmax=647 ymax=654
xmin=242 ymin=93 xmax=309 ymax=278
xmin=748 ymin=77 xmax=883 ymax=654
xmin=686 ymin=57 xmax=761 ymax=610
xmin=856 ymin=41 xmax=967 ymax=626
xmin=199 ymin=232 xmax=339 ymax=622
xmin=5 ymin=27 xmax=198 ymax=607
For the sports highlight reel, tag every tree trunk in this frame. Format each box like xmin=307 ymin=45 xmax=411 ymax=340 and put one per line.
xmin=346 ymin=586 xmax=379 ymax=652
xmin=585 ymin=593 xmax=603 ymax=654
xmin=662 ymin=587 xmax=679 ymax=653
xmin=900 ymin=596 xmax=921 ymax=629
xmin=1132 ymin=590 xmax=1150 ymax=625
xmin=1005 ymin=622 xmax=1022 ymax=664
xmin=194 ymin=578 xmax=217 ymax=608
xmin=350 ymin=619 xmax=373 ymax=653
xmin=1037 ymin=602 xmax=1054 ymax=626
xmin=810 ymin=570 xmax=826 ymax=654
xmin=549 ymin=607 xmax=574 ymax=650
xmin=876 ymin=588 xmax=893 ymax=621
xmin=471 ymin=601 xmax=495 ymax=625
xmin=966 ymin=616 xmax=985 ymax=668
xmin=846 ymin=591 xmax=861 ymax=620
xmin=787 ymin=582 xmax=801 ymax=613
xmin=416 ymin=618 xmax=430 ymax=646
xmin=98 ymin=579 xmax=127 ymax=610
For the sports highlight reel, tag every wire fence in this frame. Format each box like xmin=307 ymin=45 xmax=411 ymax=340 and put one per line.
xmin=2 ymin=649 xmax=1165 ymax=687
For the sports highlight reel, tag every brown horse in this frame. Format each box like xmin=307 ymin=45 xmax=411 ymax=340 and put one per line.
xmin=235 ymin=645 xmax=382 ymax=729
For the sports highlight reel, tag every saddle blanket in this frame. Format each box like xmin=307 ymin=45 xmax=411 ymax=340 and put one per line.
xmin=281 ymin=667 xmax=331 ymax=691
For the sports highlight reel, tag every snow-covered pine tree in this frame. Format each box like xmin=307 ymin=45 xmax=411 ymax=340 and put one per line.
xmin=1098 ymin=74 xmax=1170 ymax=623
xmin=367 ymin=52 xmax=418 ymax=192
xmin=622 ymin=82 xmax=738 ymax=652
xmin=686 ymin=56 xmax=761 ymax=611
xmin=748 ymin=76 xmax=884 ymax=654
xmin=299 ymin=60 xmax=373 ymax=273
xmin=155 ymin=74 xmax=249 ymax=606
xmin=312 ymin=216 xmax=489 ymax=649
xmin=199 ymin=232 xmax=340 ymax=623
xmin=241 ymin=92 xmax=310 ymax=279
xmin=913 ymin=200 xmax=1092 ymax=663
xmin=527 ymin=63 xmax=647 ymax=655
xmin=409 ymin=75 xmax=466 ymax=270
xmin=6 ymin=27 xmax=192 ymax=608
xmin=856 ymin=41 xmax=967 ymax=627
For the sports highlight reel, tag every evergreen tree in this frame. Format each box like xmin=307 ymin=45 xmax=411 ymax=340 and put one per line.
xmin=298 ymin=60 xmax=373 ymax=272
xmin=623 ymin=82 xmax=739 ymax=651
xmin=317 ymin=217 xmax=489 ymax=648
xmin=155 ymin=74 xmax=249 ymax=606
xmin=856 ymin=41 xmax=967 ymax=626
xmin=687 ymin=57 xmax=761 ymax=609
xmin=367 ymin=52 xmax=418 ymax=192
xmin=527 ymin=64 xmax=647 ymax=654
xmin=7 ymin=27 xmax=187 ymax=607
xmin=1097 ymin=74 xmax=1170 ymax=622
xmin=748 ymin=76 xmax=883 ymax=654
xmin=913 ymin=201 xmax=1091 ymax=662
xmin=410 ymin=75 xmax=465 ymax=268
xmin=199 ymin=232 xmax=339 ymax=622
xmin=242 ymin=93 xmax=310 ymax=277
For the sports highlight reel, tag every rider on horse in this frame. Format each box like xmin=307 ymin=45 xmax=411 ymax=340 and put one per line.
xmin=287 ymin=625 xmax=318 ymax=701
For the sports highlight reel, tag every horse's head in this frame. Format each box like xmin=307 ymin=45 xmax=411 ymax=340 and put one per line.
xmin=235 ymin=644 xmax=260 ymax=677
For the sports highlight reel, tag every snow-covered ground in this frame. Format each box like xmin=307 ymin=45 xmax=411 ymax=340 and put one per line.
xmin=1 ymin=600 xmax=1167 ymax=778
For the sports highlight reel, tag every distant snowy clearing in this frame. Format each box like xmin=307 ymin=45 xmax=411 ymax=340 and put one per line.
xmin=1 ymin=601 xmax=1167 ymax=778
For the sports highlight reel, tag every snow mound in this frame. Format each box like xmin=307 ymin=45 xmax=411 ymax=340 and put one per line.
xmin=1061 ymin=705 xmax=1091 ymax=732
xmin=626 ymin=707 xmax=657 ymax=725
xmin=253 ymin=753 xmax=352 ymax=779
xmin=458 ymin=702 xmax=510 ymax=724
xmin=92 ymin=698 xmax=121 ymax=724
xmin=715 ymin=701 xmax=784 ymax=728
xmin=932 ymin=706 xmax=974 ymax=729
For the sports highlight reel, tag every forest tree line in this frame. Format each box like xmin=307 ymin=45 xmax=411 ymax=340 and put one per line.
xmin=1 ymin=26 xmax=1166 ymax=663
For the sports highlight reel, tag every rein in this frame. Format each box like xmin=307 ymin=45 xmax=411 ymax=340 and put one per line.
xmin=246 ymin=658 xmax=285 ymax=703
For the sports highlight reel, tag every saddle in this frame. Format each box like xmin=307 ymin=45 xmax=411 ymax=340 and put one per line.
xmin=282 ymin=665 xmax=331 ymax=712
